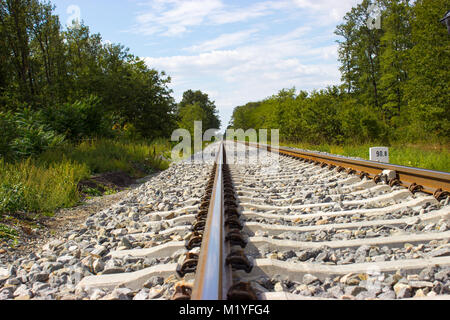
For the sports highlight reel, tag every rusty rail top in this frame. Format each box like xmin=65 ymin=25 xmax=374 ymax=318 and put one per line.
xmin=241 ymin=141 xmax=450 ymax=197
xmin=191 ymin=142 xmax=232 ymax=300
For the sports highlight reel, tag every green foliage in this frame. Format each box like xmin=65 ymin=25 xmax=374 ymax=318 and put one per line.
xmin=178 ymin=103 xmax=209 ymax=137
xmin=81 ymin=187 xmax=103 ymax=197
xmin=230 ymin=87 xmax=385 ymax=145
xmin=0 ymin=108 xmax=65 ymax=160
xmin=379 ymin=0 xmax=412 ymax=124
xmin=81 ymin=184 xmax=118 ymax=197
xmin=120 ymin=123 xmax=142 ymax=141
xmin=42 ymin=95 xmax=110 ymax=140
xmin=0 ymin=110 xmax=16 ymax=156
xmin=403 ymin=0 xmax=450 ymax=141
xmin=0 ymin=224 xmax=18 ymax=241
xmin=11 ymin=108 xmax=65 ymax=157
xmin=0 ymin=0 xmax=209 ymax=221
xmin=177 ymin=90 xmax=221 ymax=133
xmin=229 ymin=102 xmax=261 ymax=131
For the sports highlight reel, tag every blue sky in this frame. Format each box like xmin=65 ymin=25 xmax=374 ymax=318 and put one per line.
xmin=51 ymin=0 xmax=361 ymax=130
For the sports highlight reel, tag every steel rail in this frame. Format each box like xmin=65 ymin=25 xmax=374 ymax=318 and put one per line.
xmin=241 ymin=141 xmax=450 ymax=196
xmin=191 ymin=142 xmax=232 ymax=300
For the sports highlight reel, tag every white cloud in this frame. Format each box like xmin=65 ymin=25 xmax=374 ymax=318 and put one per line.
xmin=131 ymin=0 xmax=361 ymax=36
xmin=132 ymin=0 xmax=290 ymax=36
xmin=209 ymin=1 xmax=290 ymax=25
xmin=135 ymin=0 xmax=223 ymax=36
xmin=292 ymin=0 xmax=361 ymax=22
xmin=185 ymin=29 xmax=259 ymax=52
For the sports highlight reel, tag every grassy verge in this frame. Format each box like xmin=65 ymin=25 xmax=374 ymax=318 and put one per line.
xmin=0 ymin=138 xmax=172 ymax=218
xmin=282 ymin=141 xmax=450 ymax=172
xmin=39 ymin=138 xmax=171 ymax=177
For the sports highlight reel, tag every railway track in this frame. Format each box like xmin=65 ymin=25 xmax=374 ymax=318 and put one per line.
xmin=74 ymin=141 xmax=449 ymax=301
xmin=223 ymin=142 xmax=450 ymax=300
xmin=0 ymin=141 xmax=449 ymax=301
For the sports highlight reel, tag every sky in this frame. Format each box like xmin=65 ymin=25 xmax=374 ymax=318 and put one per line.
xmin=51 ymin=0 xmax=362 ymax=130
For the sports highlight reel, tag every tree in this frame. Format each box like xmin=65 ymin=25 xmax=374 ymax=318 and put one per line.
xmin=379 ymin=0 xmax=413 ymax=125
xmin=335 ymin=0 xmax=384 ymax=112
xmin=404 ymin=0 xmax=450 ymax=140
xmin=0 ymin=2 xmax=9 ymax=95
xmin=28 ymin=0 xmax=65 ymax=104
xmin=0 ymin=0 xmax=34 ymax=103
xmin=335 ymin=11 xmax=358 ymax=94
xmin=178 ymin=90 xmax=221 ymax=131
xmin=230 ymin=102 xmax=260 ymax=130
xmin=178 ymin=103 xmax=208 ymax=137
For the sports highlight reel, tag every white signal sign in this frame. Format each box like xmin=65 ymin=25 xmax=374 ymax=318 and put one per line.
xmin=370 ymin=147 xmax=389 ymax=163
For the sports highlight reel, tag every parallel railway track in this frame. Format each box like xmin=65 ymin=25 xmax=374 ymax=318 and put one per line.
xmin=74 ymin=141 xmax=449 ymax=300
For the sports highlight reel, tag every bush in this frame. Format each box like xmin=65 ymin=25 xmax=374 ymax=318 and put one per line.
xmin=122 ymin=123 xmax=142 ymax=140
xmin=0 ymin=110 xmax=16 ymax=157
xmin=0 ymin=108 xmax=65 ymax=160
xmin=42 ymin=95 xmax=112 ymax=141
xmin=361 ymin=118 xmax=381 ymax=141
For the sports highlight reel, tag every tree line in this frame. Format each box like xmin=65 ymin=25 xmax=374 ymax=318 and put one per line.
xmin=0 ymin=0 xmax=220 ymax=160
xmin=229 ymin=0 xmax=449 ymax=145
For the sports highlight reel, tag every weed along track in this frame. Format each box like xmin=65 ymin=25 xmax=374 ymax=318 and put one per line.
xmin=0 ymin=142 xmax=449 ymax=300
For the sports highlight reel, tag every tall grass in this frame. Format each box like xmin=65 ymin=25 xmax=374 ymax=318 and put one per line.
xmin=283 ymin=141 xmax=450 ymax=172
xmin=39 ymin=138 xmax=171 ymax=176
xmin=0 ymin=158 xmax=90 ymax=215
xmin=0 ymin=139 xmax=172 ymax=216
